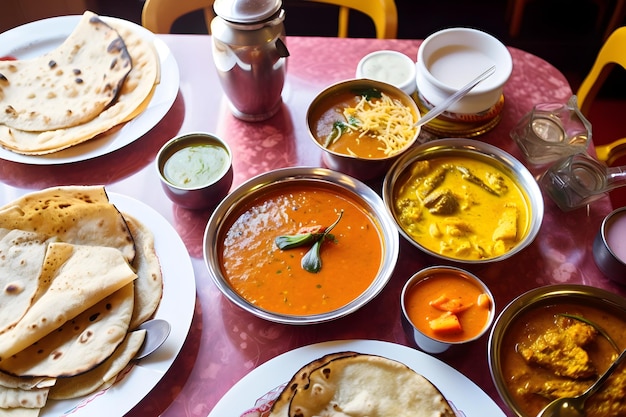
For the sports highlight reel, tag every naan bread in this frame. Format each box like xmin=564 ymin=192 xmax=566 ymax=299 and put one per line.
xmin=0 ymin=283 xmax=135 ymax=378
xmin=0 ymin=230 xmax=53 ymax=335
xmin=0 ymin=12 xmax=160 ymax=155
xmin=0 ymin=186 xmax=135 ymax=263
xmin=277 ymin=354 xmax=456 ymax=417
xmin=123 ymin=214 xmax=163 ymax=329
xmin=0 ymin=243 xmax=136 ymax=363
xmin=48 ymin=329 xmax=145 ymax=400
xmin=0 ymin=11 xmax=131 ymax=132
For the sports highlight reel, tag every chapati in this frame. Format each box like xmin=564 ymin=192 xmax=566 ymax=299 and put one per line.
xmin=0 ymin=11 xmax=131 ymax=132
xmin=0 ymin=283 xmax=135 ymax=378
xmin=123 ymin=214 xmax=163 ymax=329
xmin=0 ymin=230 xmax=52 ymax=335
xmin=281 ymin=353 xmax=456 ymax=417
xmin=0 ymin=243 xmax=136 ymax=363
xmin=0 ymin=186 xmax=135 ymax=263
xmin=0 ymin=11 xmax=160 ymax=155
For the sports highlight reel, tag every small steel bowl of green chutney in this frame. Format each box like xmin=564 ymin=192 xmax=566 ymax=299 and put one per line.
xmin=156 ymin=132 xmax=233 ymax=210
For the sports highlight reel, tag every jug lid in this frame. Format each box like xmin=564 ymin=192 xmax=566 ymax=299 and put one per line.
xmin=214 ymin=0 xmax=282 ymax=23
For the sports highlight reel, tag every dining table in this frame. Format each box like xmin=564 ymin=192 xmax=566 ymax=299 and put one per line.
xmin=0 ymin=32 xmax=624 ymax=417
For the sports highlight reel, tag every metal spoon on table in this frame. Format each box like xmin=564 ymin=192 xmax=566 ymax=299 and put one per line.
xmin=415 ymin=65 xmax=496 ymax=128
xmin=134 ymin=318 xmax=171 ymax=360
xmin=536 ymin=349 xmax=626 ymax=417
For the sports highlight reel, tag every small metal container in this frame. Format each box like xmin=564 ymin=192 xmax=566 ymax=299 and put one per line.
xmin=156 ymin=132 xmax=233 ymax=210
xmin=593 ymin=206 xmax=626 ymax=284
xmin=306 ymin=78 xmax=421 ymax=181
xmin=401 ymin=265 xmax=495 ymax=354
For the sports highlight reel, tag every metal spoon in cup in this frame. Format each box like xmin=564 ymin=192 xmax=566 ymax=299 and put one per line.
xmin=415 ymin=65 xmax=496 ymax=128
xmin=134 ymin=318 xmax=171 ymax=360
xmin=536 ymin=349 xmax=626 ymax=417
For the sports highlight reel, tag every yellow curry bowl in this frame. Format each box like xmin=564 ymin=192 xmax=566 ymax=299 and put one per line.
xmin=488 ymin=285 xmax=626 ymax=417
xmin=306 ymin=78 xmax=421 ymax=182
xmin=382 ymin=138 xmax=543 ymax=264
xmin=202 ymin=167 xmax=400 ymax=325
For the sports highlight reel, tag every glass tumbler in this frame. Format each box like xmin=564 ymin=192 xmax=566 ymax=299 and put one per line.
xmin=511 ymin=96 xmax=592 ymax=165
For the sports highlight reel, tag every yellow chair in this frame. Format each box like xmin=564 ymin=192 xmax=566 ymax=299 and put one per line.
xmin=577 ymin=26 xmax=626 ymax=166
xmin=141 ymin=0 xmax=397 ymax=38
xmin=142 ymin=0 xmax=216 ymax=34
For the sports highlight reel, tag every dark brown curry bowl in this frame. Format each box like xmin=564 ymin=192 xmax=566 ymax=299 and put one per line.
xmin=306 ymin=78 xmax=421 ymax=181
xmin=382 ymin=138 xmax=543 ymax=264
xmin=202 ymin=167 xmax=400 ymax=325
xmin=488 ymin=285 xmax=626 ymax=417
xmin=156 ymin=132 xmax=233 ymax=210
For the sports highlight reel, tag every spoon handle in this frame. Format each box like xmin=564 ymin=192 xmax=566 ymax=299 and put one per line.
xmin=582 ymin=349 xmax=626 ymax=399
xmin=415 ymin=65 xmax=496 ymax=128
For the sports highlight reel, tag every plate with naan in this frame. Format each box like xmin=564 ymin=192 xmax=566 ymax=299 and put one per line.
xmin=209 ymin=339 xmax=507 ymax=417
xmin=0 ymin=186 xmax=195 ymax=416
xmin=0 ymin=13 xmax=179 ymax=165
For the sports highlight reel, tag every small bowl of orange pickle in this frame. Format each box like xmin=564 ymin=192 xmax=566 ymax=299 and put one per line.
xmin=401 ymin=265 xmax=495 ymax=354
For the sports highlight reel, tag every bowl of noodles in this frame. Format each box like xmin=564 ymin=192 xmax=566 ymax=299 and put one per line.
xmin=306 ymin=79 xmax=421 ymax=181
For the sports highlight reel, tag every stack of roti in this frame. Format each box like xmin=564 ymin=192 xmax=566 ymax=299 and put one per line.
xmin=268 ymin=352 xmax=457 ymax=417
xmin=0 ymin=186 xmax=163 ymax=415
xmin=0 ymin=11 xmax=160 ymax=155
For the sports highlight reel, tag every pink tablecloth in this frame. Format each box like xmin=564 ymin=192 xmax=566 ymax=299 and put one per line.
xmin=0 ymin=36 xmax=620 ymax=417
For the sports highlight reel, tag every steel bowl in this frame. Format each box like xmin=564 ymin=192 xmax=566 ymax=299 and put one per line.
xmin=203 ymin=167 xmax=400 ymax=325
xmin=306 ymin=78 xmax=421 ymax=181
xmin=156 ymin=132 xmax=233 ymax=210
xmin=401 ymin=265 xmax=495 ymax=354
xmin=488 ymin=284 xmax=626 ymax=417
xmin=382 ymin=138 xmax=544 ymax=264
xmin=593 ymin=206 xmax=626 ymax=284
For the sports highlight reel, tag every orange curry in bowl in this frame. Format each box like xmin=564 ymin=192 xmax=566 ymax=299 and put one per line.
xmin=218 ymin=182 xmax=383 ymax=316
xmin=500 ymin=302 xmax=626 ymax=417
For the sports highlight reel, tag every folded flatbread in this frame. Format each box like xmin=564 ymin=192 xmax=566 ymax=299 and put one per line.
xmin=0 ymin=186 xmax=135 ymax=263
xmin=0 ymin=243 xmax=136 ymax=364
xmin=0 ymin=230 xmax=53 ymax=335
xmin=0 ymin=11 xmax=131 ymax=132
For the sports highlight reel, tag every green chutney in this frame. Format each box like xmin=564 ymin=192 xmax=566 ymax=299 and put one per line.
xmin=164 ymin=143 xmax=230 ymax=188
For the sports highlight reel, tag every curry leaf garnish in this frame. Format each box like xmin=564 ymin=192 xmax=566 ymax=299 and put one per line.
xmin=558 ymin=313 xmax=620 ymax=353
xmin=353 ymin=87 xmax=382 ymax=101
xmin=275 ymin=233 xmax=323 ymax=250
xmin=301 ymin=210 xmax=343 ymax=273
xmin=323 ymin=121 xmax=350 ymax=147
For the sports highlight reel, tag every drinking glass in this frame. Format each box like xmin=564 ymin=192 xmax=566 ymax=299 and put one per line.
xmin=511 ymin=96 xmax=591 ymax=165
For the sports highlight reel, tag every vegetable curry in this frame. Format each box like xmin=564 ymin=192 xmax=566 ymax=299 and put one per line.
xmin=393 ymin=155 xmax=530 ymax=260
xmin=219 ymin=183 xmax=383 ymax=315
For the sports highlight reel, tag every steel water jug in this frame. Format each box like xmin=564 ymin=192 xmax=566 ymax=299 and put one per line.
xmin=211 ymin=0 xmax=289 ymax=121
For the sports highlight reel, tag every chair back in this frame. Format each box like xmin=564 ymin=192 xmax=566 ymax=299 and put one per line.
xmin=302 ymin=0 xmax=397 ymax=39
xmin=142 ymin=0 xmax=397 ymax=38
xmin=577 ymin=26 xmax=626 ymax=166
xmin=142 ymin=0 xmax=215 ymax=34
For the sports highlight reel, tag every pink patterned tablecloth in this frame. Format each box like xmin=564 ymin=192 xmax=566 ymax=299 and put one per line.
xmin=0 ymin=36 xmax=621 ymax=417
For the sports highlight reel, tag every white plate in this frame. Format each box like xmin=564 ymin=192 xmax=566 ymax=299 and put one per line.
xmin=0 ymin=15 xmax=180 ymax=165
xmin=209 ymin=339 xmax=506 ymax=417
xmin=41 ymin=192 xmax=196 ymax=416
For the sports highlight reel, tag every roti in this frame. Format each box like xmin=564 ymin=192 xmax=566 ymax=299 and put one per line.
xmin=0 ymin=12 xmax=160 ymax=155
xmin=0 ymin=186 xmax=135 ymax=263
xmin=272 ymin=353 xmax=456 ymax=417
xmin=0 ymin=243 xmax=137 ymax=364
xmin=0 ymin=11 xmax=132 ymax=132
xmin=123 ymin=214 xmax=163 ymax=329
xmin=0 ymin=229 xmax=53 ymax=335
xmin=0 ymin=283 xmax=135 ymax=378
